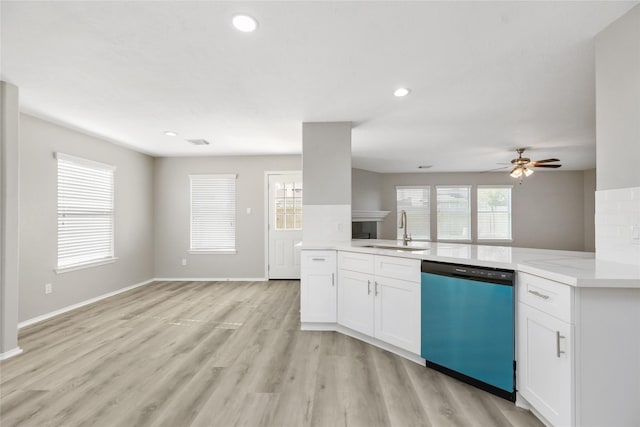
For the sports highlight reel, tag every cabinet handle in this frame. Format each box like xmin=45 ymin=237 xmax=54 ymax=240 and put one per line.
xmin=367 ymin=280 xmax=371 ymax=295
xmin=375 ymin=281 xmax=379 ymax=296
xmin=556 ymin=331 xmax=566 ymax=358
xmin=528 ymin=289 xmax=550 ymax=300
xmin=311 ymin=258 xmax=325 ymax=261
xmin=331 ymin=273 xmax=335 ymax=287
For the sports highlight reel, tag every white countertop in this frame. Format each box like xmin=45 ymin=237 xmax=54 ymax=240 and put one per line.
xmin=300 ymin=239 xmax=640 ymax=288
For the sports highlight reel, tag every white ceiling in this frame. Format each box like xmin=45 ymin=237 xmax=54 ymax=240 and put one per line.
xmin=1 ymin=1 xmax=637 ymax=172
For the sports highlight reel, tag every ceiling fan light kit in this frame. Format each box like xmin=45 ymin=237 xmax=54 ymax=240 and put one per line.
xmin=508 ymin=148 xmax=561 ymax=180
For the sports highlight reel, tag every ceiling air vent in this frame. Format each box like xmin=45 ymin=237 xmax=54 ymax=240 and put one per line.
xmin=187 ymin=139 xmax=210 ymax=146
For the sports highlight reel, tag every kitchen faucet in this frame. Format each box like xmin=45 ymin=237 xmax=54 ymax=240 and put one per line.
xmin=399 ymin=210 xmax=412 ymax=245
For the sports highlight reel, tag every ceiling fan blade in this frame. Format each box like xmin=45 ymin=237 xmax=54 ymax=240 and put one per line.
xmin=533 ymin=164 xmax=562 ymax=168
xmin=532 ymin=158 xmax=560 ymax=164
xmin=482 ymin=166 xmax=510 ymax=172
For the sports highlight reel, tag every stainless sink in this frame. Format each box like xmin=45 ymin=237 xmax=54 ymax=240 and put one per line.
xmin=362 ymin=245 xmax=428 ymax=252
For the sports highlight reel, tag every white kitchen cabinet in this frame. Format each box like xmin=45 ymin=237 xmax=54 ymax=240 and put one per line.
xmin=300 ymin=250 xmax=336 ymax=323
xmin=517 ymin=271 xmax=640 ymax=427
xmin=518 ymin=302 xmax=573 ymax=427
xmin=338 ymin=269 xmax=374 ymax=335
xmin=374 ymin=275 xmax=421 ymax=354
xmin=337 ymin=251 xmax=421 ymax=354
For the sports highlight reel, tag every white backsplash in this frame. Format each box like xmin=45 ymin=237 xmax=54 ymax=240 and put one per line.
xmin=595 ymin=186 xmax=640 ymax=265
xmin=303 ymin=204 xmax=351 ymax=244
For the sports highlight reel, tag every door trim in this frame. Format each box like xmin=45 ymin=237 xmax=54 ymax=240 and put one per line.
xmin=264 ymin=170 xmax=302 ymax=280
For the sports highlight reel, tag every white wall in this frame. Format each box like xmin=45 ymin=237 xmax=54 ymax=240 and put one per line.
xmin=1 ymin=81 xmax=20 ymax=355
xmin=18 ymin=114 xmax=155 ymax=322
xmin=153 ymin=155 xmax=300 ymax=279
xmin=595 ymin=4 xmax=640 ymax=191
xmin=353 ymin=170 xmax=594 ymax=251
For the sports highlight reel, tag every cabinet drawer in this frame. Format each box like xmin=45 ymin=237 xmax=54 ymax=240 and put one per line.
xmin=518 ymin=272 xmax=573 ymax=323
xmin=301 ymin=251 xmax=336 ymax=274
xmin=339 ymin=251 xmax=374 ymax=273
xmin=374 ymin=255 xmax=420 ymax=283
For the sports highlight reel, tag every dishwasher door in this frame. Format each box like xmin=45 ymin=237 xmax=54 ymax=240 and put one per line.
xmin=421 ymin=270 xmax=515 ymax=401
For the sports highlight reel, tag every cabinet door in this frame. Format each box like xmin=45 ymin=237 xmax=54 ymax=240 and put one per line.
xmin=300 ymin=251 xmax=336 ymax=323
xmin=338 ymin=269 xmax=375 ymax=336
xmin=518 ymin=303 xmax=573 ymax=427
xmin=374 ymin=276 xmax=421 ymax=354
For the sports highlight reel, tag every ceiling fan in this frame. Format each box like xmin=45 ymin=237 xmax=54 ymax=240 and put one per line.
xmin=507 ymin=148 xmax=562 ymax=178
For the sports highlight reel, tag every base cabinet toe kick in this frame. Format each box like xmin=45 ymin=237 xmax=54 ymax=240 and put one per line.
xmin=300 ymin=249 xmax=640 ymax=427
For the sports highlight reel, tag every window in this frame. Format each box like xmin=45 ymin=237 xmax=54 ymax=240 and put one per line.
xmin=190 ymin=174 xmax=236 ymax=252
xmin=396 ymin=186 xmax=430 ymax=240
xmin=477 ymin=186 xmax=512 ymax=240
xmin=437 ymin=186 xmax=471 ymax=240
xmin=275 ymin=181 xmax=302 ymax=230
xmin=57 ymin=153 xmax=115 ymax=270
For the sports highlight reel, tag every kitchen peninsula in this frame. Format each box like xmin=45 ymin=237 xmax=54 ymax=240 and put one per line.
xmin=300 ymin=240 xmax=640 ymax=427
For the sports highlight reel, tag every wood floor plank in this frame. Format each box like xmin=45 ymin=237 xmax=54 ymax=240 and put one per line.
xmin=372 ymin=347 xmax=431 ymax=426
xmin=0 ymin=280 xmax=543 ymax=427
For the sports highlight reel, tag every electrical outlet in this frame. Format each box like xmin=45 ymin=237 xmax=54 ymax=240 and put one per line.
xmin=44 ymin=283 xmax=52 ymax=294
xmin=181 ymin=258 xmax=187 ymax=266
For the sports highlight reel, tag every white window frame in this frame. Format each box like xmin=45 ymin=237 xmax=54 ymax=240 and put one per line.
xmin=396 ymin=185 xmax=431 ymax=241
xmin=189 ymin=174 xmax=237 ymax=254
xmin=55 ymin=152 xmax=117 ymax=273
xmin=436 ymin=185 xmax=472 ymax=242
xmin=477 ymin=185 xmax=513 ymax=242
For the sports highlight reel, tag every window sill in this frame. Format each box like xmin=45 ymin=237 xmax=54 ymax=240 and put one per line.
xmin=477 ymin=239 xmax=513 ymax=243
xmin=55 ymin=257 xmax=118 ymax=274
xmin=188 ymin=250 xmax=237 ymax=255
xmin=437 ymin=239 xmax=472 ymax=243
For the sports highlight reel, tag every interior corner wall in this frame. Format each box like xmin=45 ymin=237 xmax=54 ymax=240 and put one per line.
xmin=18 ymin=114 xmax=155 ymax=322
xmin=1 ymin=81 xmax=20 ymax=355
xmin=352 ymin=168 xmax=383 ymax=210
xmin=583 ymin=169 xmax=596 ymax=252
xmin=153 ymin=155 xmax=301 ymax=279
xmin=379 ymin=171 xmax=589 ymax=251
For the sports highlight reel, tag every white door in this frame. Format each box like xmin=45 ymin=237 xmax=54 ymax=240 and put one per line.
xmin=268 ymin=173 xmax=302 ymax=279
xmin=373 ymin=276 xmax=421 ymax=354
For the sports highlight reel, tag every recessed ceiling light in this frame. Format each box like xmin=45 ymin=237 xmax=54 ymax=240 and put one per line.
xmin=394 ymin=88 xmax=411 ymax=97
xmin=232 ymin=15 xmax=258 ymax=32
xmin=164 ymin=131 xmax=178 ymax=137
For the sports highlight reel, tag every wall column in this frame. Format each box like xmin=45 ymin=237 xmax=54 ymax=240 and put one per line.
xmin=594 ymin=5 xmax=640 ymax=264
xmin=302 ymin=122 xmax=352 ymax=244
xmin=0 ymin=81 xmax=22 ymax=359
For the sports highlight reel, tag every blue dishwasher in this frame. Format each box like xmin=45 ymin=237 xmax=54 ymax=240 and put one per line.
xmin=421 ymin=260 xmax=515 ymax=401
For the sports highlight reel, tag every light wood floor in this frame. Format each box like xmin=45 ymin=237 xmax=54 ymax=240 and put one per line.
xmin=0 ymin=280 xmax=542 ymax=427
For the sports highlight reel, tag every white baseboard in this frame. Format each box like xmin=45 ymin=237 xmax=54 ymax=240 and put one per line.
xmin=18 ymin=278 xmax=156 ymax=329
xmin=153 ymin=277 xmax=267 ymax=282
xmin=0 ymin=347 xmax=23 ymax=360
xmin=300 ymin=322 xmax=425 ymax=366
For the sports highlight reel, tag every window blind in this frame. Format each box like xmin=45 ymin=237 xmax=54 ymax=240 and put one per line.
xmin=477 ymin=186 xmax=512 ymax=240
xmin=190 ymin=174 xmax=237 ymax=251
xmin=436 ymin=186 xmax=471 ymax=240
xmin=57 ymin=153 xmax=115 ymax=269
xmin=396 ymin=186 xmax=430 ymax=240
